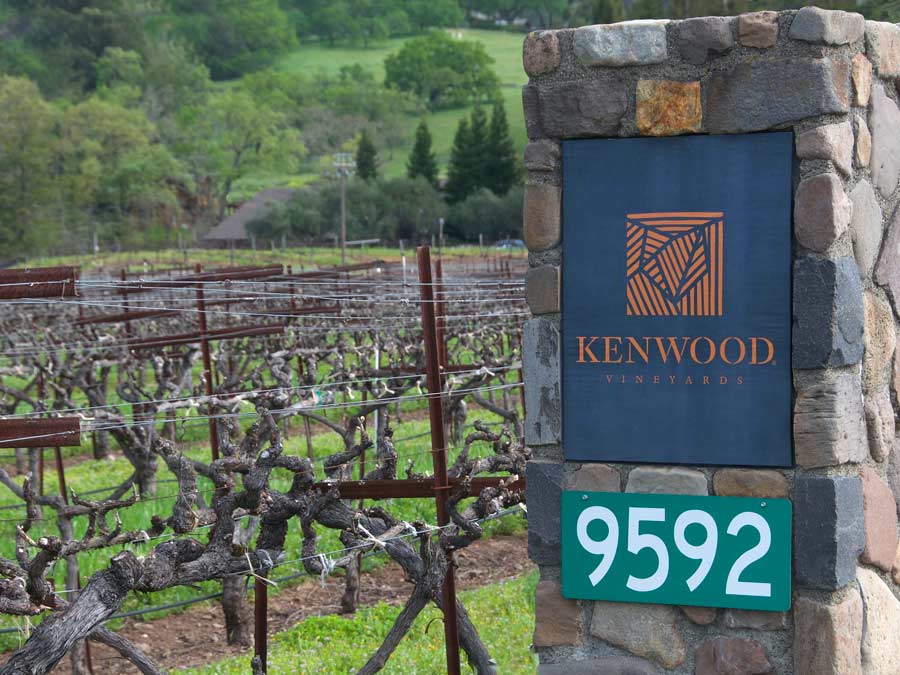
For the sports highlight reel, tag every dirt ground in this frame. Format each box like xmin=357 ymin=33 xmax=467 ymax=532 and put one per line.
xmin=44 ymin=533 xmax=532 ymax=674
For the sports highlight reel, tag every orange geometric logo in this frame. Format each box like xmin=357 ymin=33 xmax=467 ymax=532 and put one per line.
xmin=626 ymin=212 xmax=724 ymax=316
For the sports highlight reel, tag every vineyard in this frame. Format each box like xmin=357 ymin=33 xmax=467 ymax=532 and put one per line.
xmin=0 ymin=249 xmax=529 ymax=674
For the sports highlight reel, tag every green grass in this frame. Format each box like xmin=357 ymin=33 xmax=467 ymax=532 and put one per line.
xmin=184 ymin=570 xmax=538 ymax=675
xmin=274 ymin=29 xmax=528 ymax=179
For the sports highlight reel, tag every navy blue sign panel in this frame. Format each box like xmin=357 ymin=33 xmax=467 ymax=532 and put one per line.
xmin=562 ymin=133 xmax=792 ymax=467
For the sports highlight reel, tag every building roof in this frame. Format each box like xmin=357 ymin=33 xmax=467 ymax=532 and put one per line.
xmin=204 ymin=188 xmax=295 ymax=241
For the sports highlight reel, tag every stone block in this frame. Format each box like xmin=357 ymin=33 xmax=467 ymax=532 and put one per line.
xmin=706 ymin=57 xmax=849 ymax=134
xmin=863 ymin=291 xmax=896 ymax=392
xmin=694 ymin=637 xmax=773 ymax=675
xmin=524 ymin=140 xmax=560 ymax=173
xmin=795 ymin=122 xmax=853 ymax=176
xmin=722 ymin=609 xmax=788 ymax=631
xmin=522 ymin=84 xmax=542 ymax=140
xmin=523 ymin=183 xmax=560 ymax=252
xmin=678 ymin=17 xmax=734 ymax=64
xmin=865 ymin=389 xmax=895 ymax=463
xmin=887 ymin=437 xmax=900 ymax=514
xmin=793 ymin=369 xmax=868 ymax=467
xmin=869 ymin=83 xmax=900 ymax=199
xmin=875 ymin=206 xmax=900 ymax=315
xmin=625 ymin=467 xmax=707 ymax=495
xmin=866 ymin=21 xmax=900 ymax=77
xmin=533 ymin=580 xmax=583 ymax=647
xmin=793 ymin=592 xmax=863 ymax=675
xmin=794 ymin=173 xmax=852 ymax=252
xmin=854 ymin=115 xmax=871 ymax=168
xmin=712 ymin=469 xmax=789 ymax=499
xmin=539 ymin=657 xmax=662 ymax=675
xmin=793 ymin=474 xmax=864 ymax=590
xmin=892 ymin=542 xmax=900 ymax=584
xmin=789 ymin=7 xmax=864 ymax=45
xmin=523 ymin=31 xmax=560 ymax=77
xmin=851 ymin=53 xmax=872 ymax=106
xmin=523 ymin=318 xmax=561 ymax=446
xmin=526 ymin=265 xmax=560 ymax=315
xmin=635 ymin=80 xmax=702 ymax=136
xmin=738 ymin=11 xmax=778 ymax=48
xmin=858 ymin=567 xmax=900 ymax=674
xmin=590 ymin=602 xmax=685 ymax=669
xmin=860 ymin=466 xmax=899 ymax=571
xmin=531 ymin=78 xmax=628 ymax=139
xmin=849 ymin=180 xmax=882 ymax=276
xmin=680 ymin=605 xmax=717 ymax=625
xmin=526 ymin=461 xmax=563 ymax=564
xmin=566 ymin=463 xmax=620 ymax=492
xmin=574 ymin=20 xmax=668 ymax=67
xmin=793 ymin=256 xmax=864 ymax=369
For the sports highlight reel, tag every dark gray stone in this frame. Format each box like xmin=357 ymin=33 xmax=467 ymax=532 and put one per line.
xmin=794 ymin=474 xmax=865 ymax=590
xmin=870 ymin=83 xmax=900 ymax=199
xmin=522 ymin=84 xmax=543 ymax=140
xmin=875 ymin=206 xmax=900 ymax=316
xmin=678 ymin=16 xmax=734 ymax=65
xmin=539 ymin=656 xmax=662 ymax=675
xmin=524 ymin=140 xmax=561 ymax=172
xmin=793 ymin=256 xmax=864 ymax=369
xmin=789 ymin=6 xmax=865 ymax=45
xmin=526 ymin=265 xmax=560 ymax=315
xmin=526 ymin=461 xmax=564 ymax=565
xmin=524 ymin=318 xmax=561 ymax=445
xmin=573 ymin=21 xmax=668 ymax=67
xmin=705 ymin=58 xmax=849 ymax=134
xmin=531 ymin=78 xmax=628 ymax=139
xmin=794 ymin=369 xmax=868 ymax=468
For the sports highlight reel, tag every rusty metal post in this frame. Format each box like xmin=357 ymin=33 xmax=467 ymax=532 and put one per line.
xmin=433 ymin=258 xmax=448 ymax=372
xmin=194 ymin=264 xmax=220 ymax=461
xmin=416 ymin=246 xmax=461 ymax=675
xmin=37 ymin=372 xmax=45 ymax=496
xmin=53 ymin=447 xmax=68 ymax=503
xmin=254 ymin=576 xmax=268 ymax=672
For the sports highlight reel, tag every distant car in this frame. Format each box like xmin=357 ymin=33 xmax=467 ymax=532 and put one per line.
xmin=494 ymin=239 xmax=525 ymax=249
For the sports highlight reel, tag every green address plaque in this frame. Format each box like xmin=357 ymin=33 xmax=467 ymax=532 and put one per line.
xmin=561 ymin=491 xmax=791 ymax=611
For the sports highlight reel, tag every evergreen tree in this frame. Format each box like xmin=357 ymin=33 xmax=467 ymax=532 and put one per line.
xmin=445 ymin=117 xmax=474 ymax=203
xmin=355 ymin=128 xmax=378 ymax=181
xmin=485 ymin=99 xmax=519 ymax=196
xmin=467 ymin=105 xmax=490 ymax=188
xmin=406 ymin=119 xmax=439 ymax=188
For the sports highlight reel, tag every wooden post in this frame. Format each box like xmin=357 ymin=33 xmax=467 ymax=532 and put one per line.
xmin=194 ymin=264 xmax=220 ymax=461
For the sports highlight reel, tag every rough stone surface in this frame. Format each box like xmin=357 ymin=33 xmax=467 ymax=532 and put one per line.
xmin=523 ymin=183 xmax=560 ymax=252
xmin=855 ymin=116 xmax=872 ymax=168
xmin=523 ymin=318 xmax=560 ymax=446
xmin=789 ymin=6 xmax=864 ymax=45
xmin=590 ymin=602 xmax=685 ymax=669
xmin=796 ymin=122 xmax=854 ymax=176
xmin=793 ymin=592 xmax=863 ymax=675
xmin=524 ymin=140 xmax=561 ymax=173
xmin=849 ymin=180 xmax=882 ymax=275
xmin=680 ymin=605 xmax=717 ymax=625
xmin=526 ymin=265 xmax=560 ymax=315
xmin=852 ymin=53 xmax=872 ymax=106
xmin=694 ymin=637 xmax=773 ymax=675
xmin=706 ymin=58 xmax=849 ymax=133
xmin=635 ymin=80 xmax=701 ymax=136
xmin=866 ymin=20 xmax=900 ymax=77
xmin=738 ymin=11 xmax=778 ymax=48
xmin=533 ymin=580 xmax=583 ymax=647
xmin=523 ymin=30 xmax=560 ymax=77
xmin=722 ymin=609 xmax=788 ymax=631
xmin=574 ymin=21 xmax=668 ymax=67
xmin=566 ymin=463 xmax=620 ymax=492
xmin=794 ymin=173 xmax=852 ymax=252
xmin=887 ymin=437 xmax=900 ymax=514
xmin=522 ymin=84 xmax=542 ymax=140
xmin=526 ymin=461 xmax=563 ymax=564
xmin=869 ymin=83 xmax=900 ymax=199
xmin=860 ymin=466 xmax=899 ymax=571
xmin=530 ymin=78 xmax=628 ymax=139
xmin=875 ymin=207 xmax=900 ymax=314
xmin=794 ymin=369 xmax=868 ymax=467
xmin=625 ymin=467 xmax=707 ymax=495
xmin=539 ymin=657 xmax=662 ymax=675
xmin=793 ymin=257 xmax=865 ymax=369
xmin=712 ymin=469 xmax=789 ymax=499
xmin=865 ymin=389 xmax=895 ymax=463
xmin=794 ymin=474 xmax=865 ymax=589
xmin=892 ymin=542 xmax=900 ymax=584
xmin=678 ymin=17 xmax=734 ymax=65
xmin=858 ymin=567 xmax=900 ymax=674
xmin=863 ymin=292 xmax=896 ymax=392
xmin=895 ymin=335 xmax=900 ymax=398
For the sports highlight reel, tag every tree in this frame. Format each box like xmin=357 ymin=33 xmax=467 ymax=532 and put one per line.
xmin=355 ymin=128 xmax=378 ymax=181
xmin=468 ymin=104 xmax=489 ymax=185
xmin=447 ymin=185 xmax=523 ymax=242
xmin=384 ymin=30 xmax=500 ymax=109
xmin=405 ymin=0 xmax=464 ymax=30
xmin=407 ymin=119 xmax=439 ymax=187
xmin=445 ymin=117 xmax=475 ymax=203
xmin=484 ymin=100 xmax=519 ymax=195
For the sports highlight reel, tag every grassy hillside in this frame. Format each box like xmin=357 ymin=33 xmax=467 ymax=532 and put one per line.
xmin=274 ymin=29 xmax=528 ymax=179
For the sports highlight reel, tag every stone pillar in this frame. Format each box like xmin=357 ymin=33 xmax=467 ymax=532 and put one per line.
xmin=521 ymin=9 xmax=900 ymax=674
